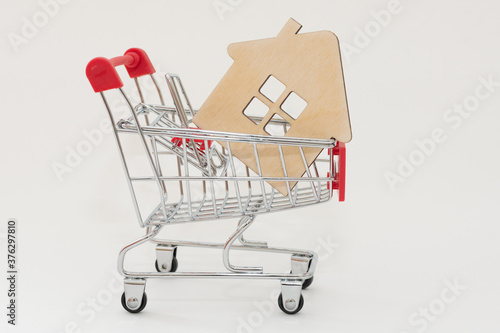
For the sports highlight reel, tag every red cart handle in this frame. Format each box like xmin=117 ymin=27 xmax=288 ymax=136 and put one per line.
xmin=327 ymin=142 xmax=346 ymax=201
xmin=86 ymin=48 xmax=155 ymax=93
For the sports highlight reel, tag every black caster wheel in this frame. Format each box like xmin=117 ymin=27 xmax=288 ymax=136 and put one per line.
xmin=155 ymin=257 xmax=178 ymax=273
xmin=278 ymin=293 xmax=304 ymax=315
xmin=121 ymin=292 xmax=147 ymax=313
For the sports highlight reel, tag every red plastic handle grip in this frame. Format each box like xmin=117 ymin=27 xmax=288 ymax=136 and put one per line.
xmin=327 ymin=142 xmax=346 ymax=201
xmin=86 ymin=48 xmax=155 ymax=93
xmin=171 ymin=138 xmax=213 ymax=152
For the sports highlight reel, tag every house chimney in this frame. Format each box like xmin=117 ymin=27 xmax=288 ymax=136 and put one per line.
xmin=277 ymin=18 xmax=302 ymax=38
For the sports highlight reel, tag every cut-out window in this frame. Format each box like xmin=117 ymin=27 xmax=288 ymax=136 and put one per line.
xmin=260 ymin=75 xmax=286 ymax=103
xmin=281 ymin=92 xmax=307 ymax=120
xmin=243 ymin=97 xmax=269 ymax=124
xmin=264 ymin=114 xmax=291 ymax=136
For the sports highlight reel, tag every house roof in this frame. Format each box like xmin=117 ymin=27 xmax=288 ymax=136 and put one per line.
xmin=228 ymin=19 xmax=338 ymax=60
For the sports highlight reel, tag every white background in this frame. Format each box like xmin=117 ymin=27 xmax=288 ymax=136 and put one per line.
xmin=1 ymin=0 xmax=500 ymax=332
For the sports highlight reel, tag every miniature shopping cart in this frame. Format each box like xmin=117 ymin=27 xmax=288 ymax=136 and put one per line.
xmin=86 ymin=48 xmax=346 ymax=314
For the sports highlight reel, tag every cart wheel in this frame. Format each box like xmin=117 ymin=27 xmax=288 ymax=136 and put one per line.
xmin=277 ymin=293 xmax=304 ymax=315
xmin=155 ymin=257 xmax=178 ymax=273
xmin=121 ymin=292 xmax=147 ymax=313
xmin=302 ymin=276 xmax=314 ymax=290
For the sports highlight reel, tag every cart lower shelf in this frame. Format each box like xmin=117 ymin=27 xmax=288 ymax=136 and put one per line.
xmin=147 ymin=184 xmax=331 ymax=224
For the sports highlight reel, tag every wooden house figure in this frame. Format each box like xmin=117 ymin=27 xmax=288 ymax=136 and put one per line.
xmin=192 ymin=18 xmax=351 ymax=195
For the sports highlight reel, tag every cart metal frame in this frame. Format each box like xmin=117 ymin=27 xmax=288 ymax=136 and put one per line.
xmin=86 ymin=49 xmax=346 ymax=314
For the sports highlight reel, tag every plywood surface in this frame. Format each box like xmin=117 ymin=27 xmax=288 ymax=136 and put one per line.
xmin=193 ymin=18 xmax=351 ymax=195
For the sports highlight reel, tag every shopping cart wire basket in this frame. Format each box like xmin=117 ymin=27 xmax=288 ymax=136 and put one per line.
xmin=86 ymin=48 xmax=346 ymax=314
